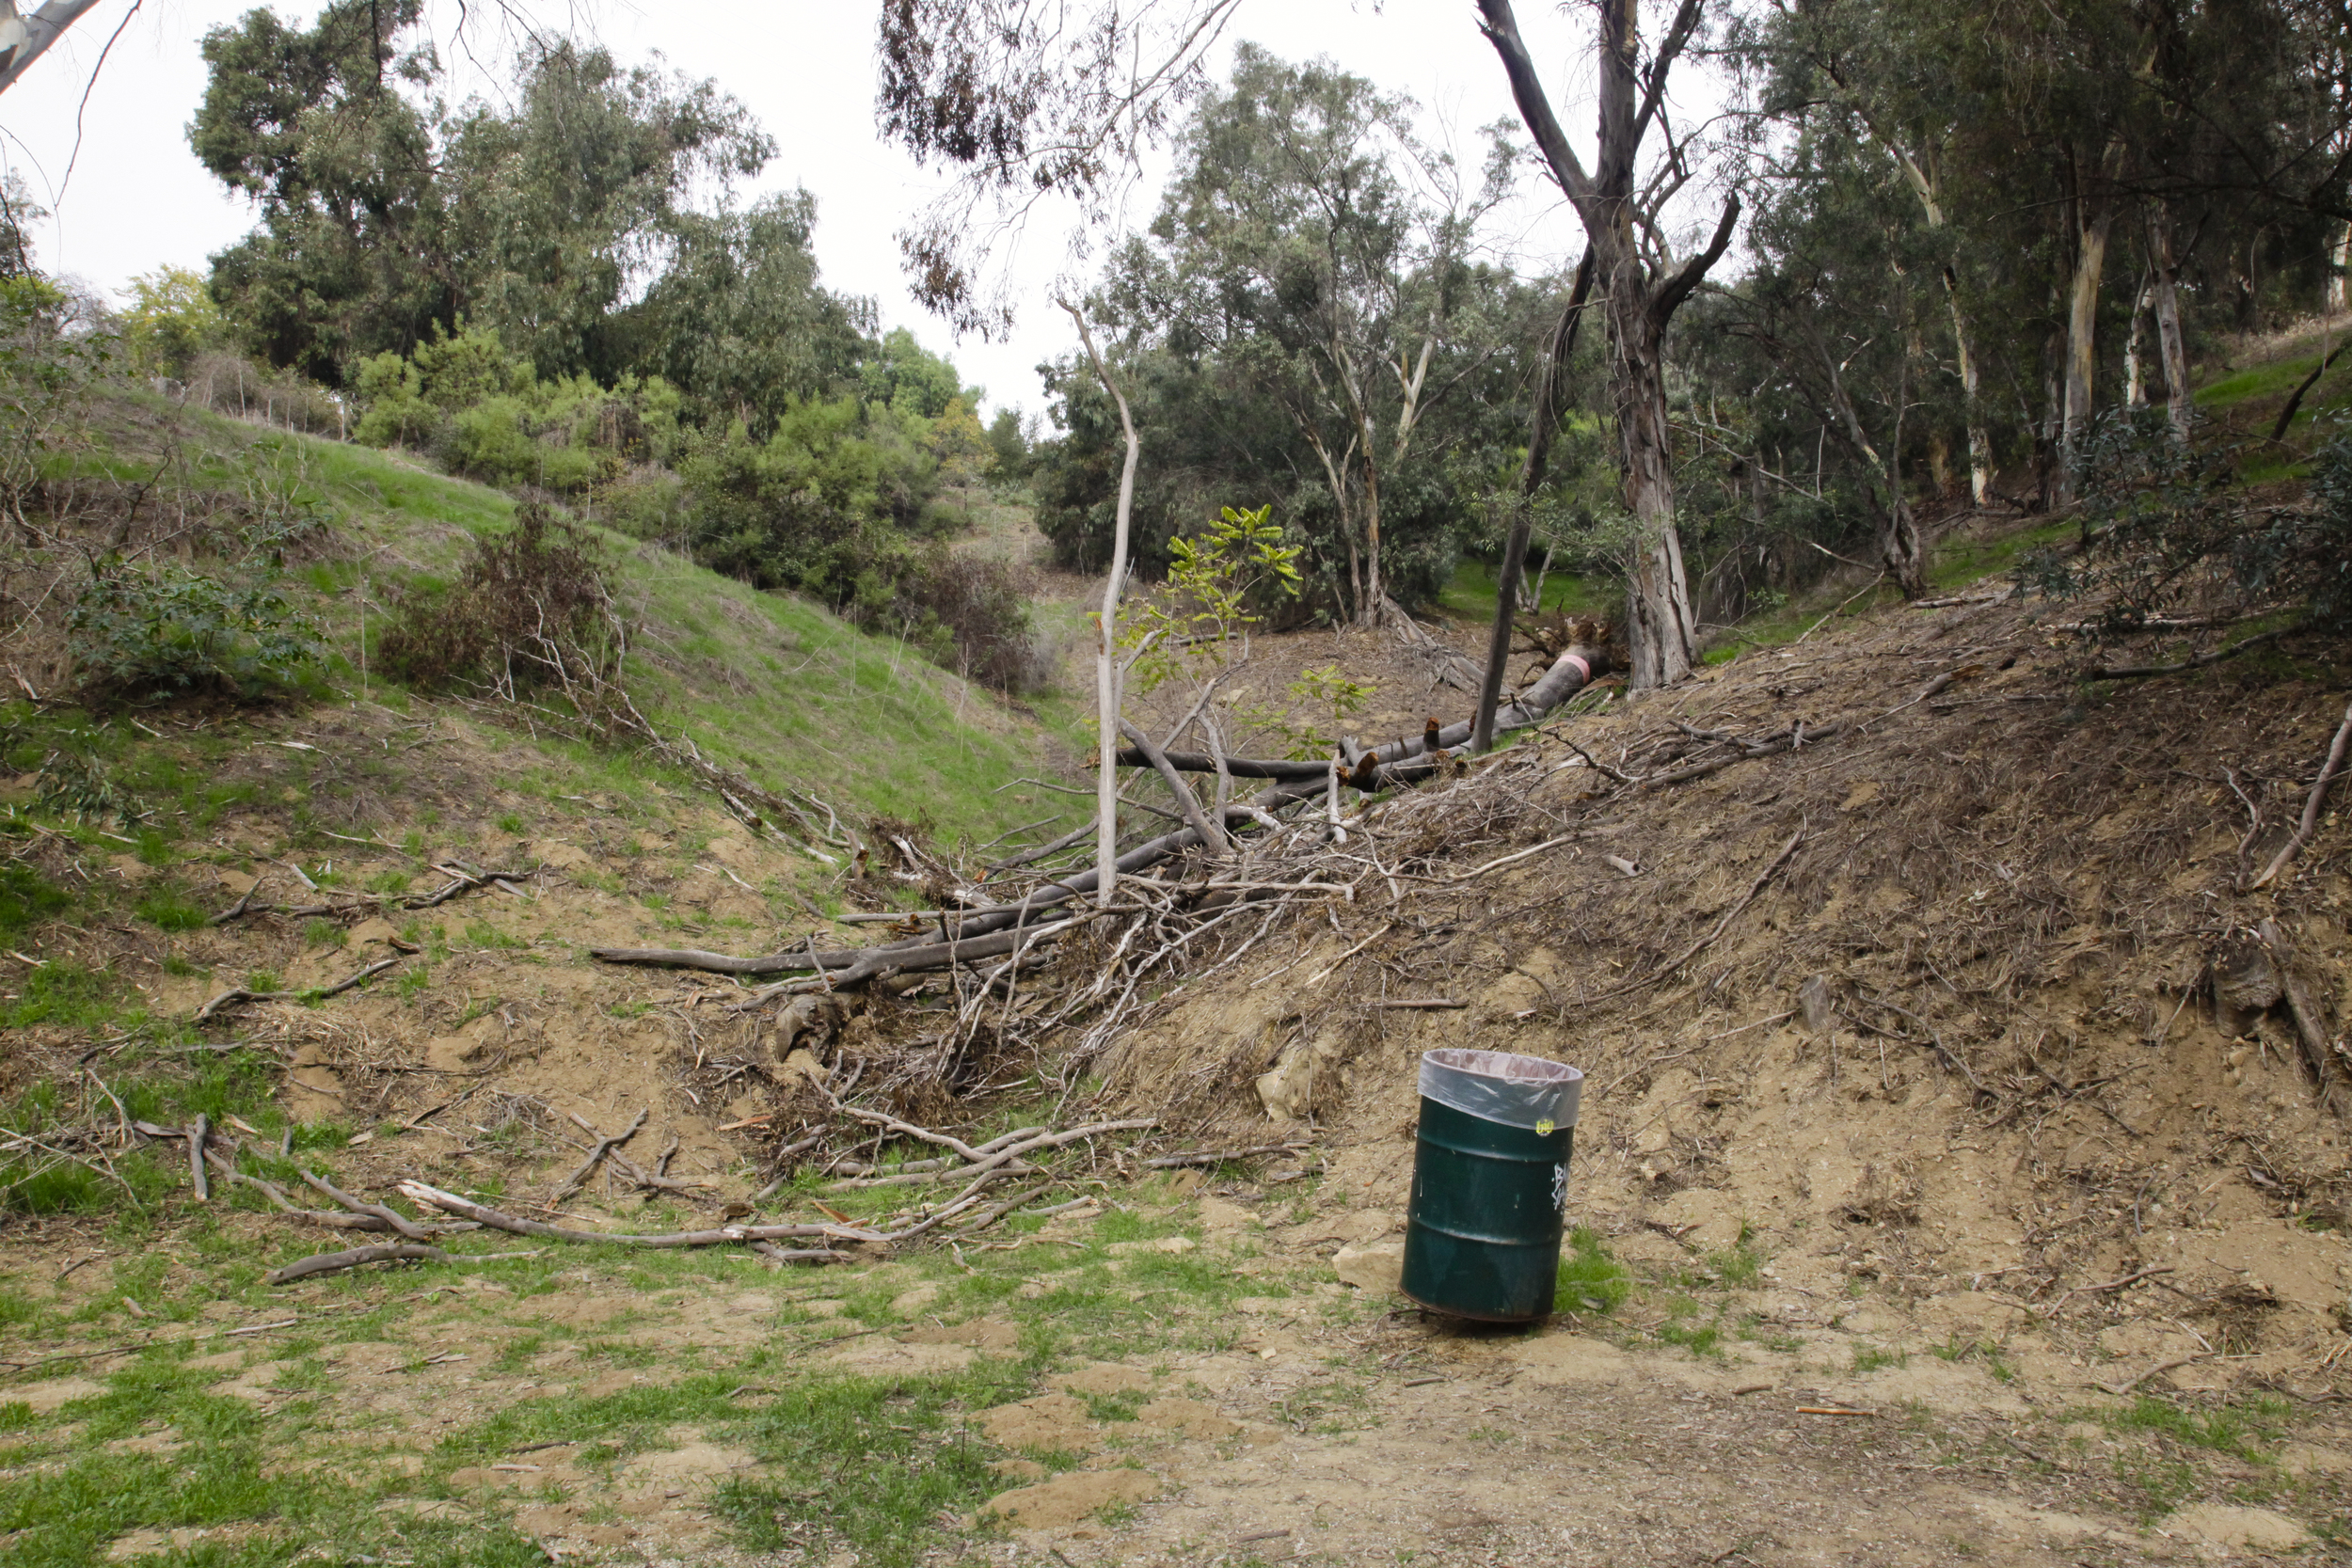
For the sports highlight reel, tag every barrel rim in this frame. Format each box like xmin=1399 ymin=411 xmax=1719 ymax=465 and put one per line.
xmin=1422 ymin=1047 xmax=1583 ymax=1085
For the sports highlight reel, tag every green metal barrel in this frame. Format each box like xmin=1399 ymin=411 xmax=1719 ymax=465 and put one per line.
xmin=1400 ymin=1049 xmax=1584 ymax=1323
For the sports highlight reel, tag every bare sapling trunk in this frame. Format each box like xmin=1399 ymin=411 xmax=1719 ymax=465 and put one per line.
xmin=1063 ymin=301 xmax=1139 ymax=907
xmin=1817 ymin=330 xmax=1926 ymax=598
xmin=1475 ymin=251 xmax=1595 ymax=752
xmin=2147 ymin=204 xmax=2191 ymax=440
xmin=2124 ymin=272 xmax=2151 ymax=406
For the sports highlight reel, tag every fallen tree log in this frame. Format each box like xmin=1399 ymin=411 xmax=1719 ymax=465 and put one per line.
xmin=1112 ymin=642 xmax=1602 ymax=784
xmin=589 ymin=642 xmax=1604 ymax=989
xmin=1111 ymin=749 xmax=1334 ymax=780
xmin=591 ymin=916 xmax=1088 ymax=979
xmin=397 ymin=1181 xmax=886 ymax=1246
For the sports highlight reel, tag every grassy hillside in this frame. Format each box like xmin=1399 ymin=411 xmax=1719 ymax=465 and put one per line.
xmin=30 ymin=393 xmax=1091 ymax=850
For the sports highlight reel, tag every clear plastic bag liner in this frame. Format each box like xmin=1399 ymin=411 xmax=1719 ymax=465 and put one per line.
xmin=1418 ymin=1048 xmax=1584 ymax=1131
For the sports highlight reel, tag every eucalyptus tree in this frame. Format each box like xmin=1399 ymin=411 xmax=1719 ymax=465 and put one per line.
xmin=1103 ymin=43 xmax=1512 ymax=625
xmin=1702 ymin=123 xmax=1948 ymax=595
xmin=1740 ymin=0 xmax=1997 ymax=504
xmin=1471 ymin=0 xmax=1741 ymax=688
xmin=879 ymin=0 xmax=1745 ymax=687
xmin=195 ymin=5 xmax=774 ymax=388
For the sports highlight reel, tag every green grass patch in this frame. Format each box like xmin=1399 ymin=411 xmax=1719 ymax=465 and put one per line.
xmin=1435 ymin=557 xmax=1602 ymax=625
xmin=1556 ymin=1227 xmax=1630 ymax=1312
xmin=710 ymin=1368 xmax=1033 ymax=1566
xmin=2109 ymin=1394 xmax=2291 ymax=1461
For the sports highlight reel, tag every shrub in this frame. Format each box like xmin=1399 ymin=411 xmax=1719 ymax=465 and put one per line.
xmin=352 ymin=323 xmax=681 ymax=491
xmin=678 ymin=396 xmax=935 ymax=607
xmin=67 ymin=563 xmax=321 ymax=699
xmin=376 ymin=504 xmax=619 ymax=691
xmin=894 ymin=555 xmax=1049 ymax=693
xmin=2025 ymin=410 xmax=2352 ymax=641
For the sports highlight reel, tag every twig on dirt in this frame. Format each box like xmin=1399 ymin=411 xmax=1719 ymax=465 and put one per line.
xmin=2087 ymin=625 xmax=2295 ymax=680
xmin=2042 ymin=1267 xmax=2174 ymax=1319
xmin=196 ymin=958 xmax=400 ymax=1022
xmin=2090 ymin=1354 xmax=2206 ymax=1397
xmin=1850 ymin=990 xmax=1997 ymax=1103
xmin=552 ymin=1108 xmax=647 ymax=1201
xmin=2248 ymin=697 xmax=2352 ymax=890
xmin=1140 ymin=1142 xmax=1312 ymax=1169
xmin=264 ymin=1243 xmax=541 ymax=1285
xmin=1449 ymin=833 xmax=1583 ymax=881
xmin=298 ymin=1170 xmax=435 ymax=1240
xmin=1378 ymin=998 xmax=1466 ymax=1010
xmin=2254 ymin=920 xmax=2349 ymax=1118
xmin=397 ymin=1181 xmax=880 ymax=1247
xmin=1554 ymin=737 xmax=1640 ymax=785
xmin=187 ymin=1115 xmax=210 ymax=1202
xmin=748 ymin=1242 xmax=850 ymax=1266
xmin=1585 ymin=829 xmax=1804 ymax=1002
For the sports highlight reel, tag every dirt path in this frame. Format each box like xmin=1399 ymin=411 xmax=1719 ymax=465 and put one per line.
xmin=5 ymin=1169 xmax=2342 ymax=1566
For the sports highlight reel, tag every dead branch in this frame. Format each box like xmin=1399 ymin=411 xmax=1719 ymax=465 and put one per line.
xmin=1141 ymin=1142 xmax=1311 ymax=1168
xmin=1119 ymin=719 xmax=1229 ymax=853
xmin=397 ymin=1181 xmax=880 ymax=1247
xmin=552 ymin=1108 xmax=647 ymax=1201
xmin=2256 ymin=920 xmax=2349 ymax=1118
xmin=266 ymin=1243 xmax=452 ymax=1283
xmin=196 ymin=958 xmax=400 ymax=1022
xmin=187 ymin=1115 xmax=210 ymax=1202
xmin=264 ymin=1243 xmax=540 ymax=1285
xmin=2248 ymin=697 xmax=2352 ymax=890
xmin=2087 ymin=625 xmax=2294 ymax=679
xmin=297 ymin=1170 xmax=435 ymax=1240
xmin=2090 ymin=1354 xmax=2209 ymax=1397
xmin=1850 ymin=990 xmax=1997 ymax=1103
xmin=749 ymin=1242 xmax=850 ymax=1266
xmin=1586 ymin=830 xmax=1803 ymax=1001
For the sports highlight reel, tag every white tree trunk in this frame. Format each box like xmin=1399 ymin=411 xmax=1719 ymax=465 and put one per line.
xmin=0 ymin=0 xmax=105 ymax=97
xmin=2061 ymin=199 xmax=2117 ymax=494
xmin=1064 ymin=304 xmax=1138 ymax=907
xmin=2124 ymin=277 xmax=2151 ymax=407
xmin=2332 ymin=223 xmax=2350 ymax=317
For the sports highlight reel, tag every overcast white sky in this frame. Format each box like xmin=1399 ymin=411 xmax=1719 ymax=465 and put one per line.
xmin=0 ymin=1 xmax=1694 ymax=421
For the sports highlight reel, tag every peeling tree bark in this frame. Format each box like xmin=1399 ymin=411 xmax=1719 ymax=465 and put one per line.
xmin=2147 ymin=203 xmax=2191 ymax=440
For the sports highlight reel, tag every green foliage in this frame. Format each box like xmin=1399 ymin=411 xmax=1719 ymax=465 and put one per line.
xmin=352 ymin=322 xmax=682 ymax=492
xmin=135 ymin=891 xmax=209 ymax=932
xmin=891 ymin=555 xmax=1047 ymax=693
xmin=1036 ymin=45 xmax=1526 ymax=617
xmin=116 ymin=266 xmax=228 ymax=381
xmin=67 ymin=564 xmax=322 ymax=701
xmin=0 ymin=271 xmax=111 ymax=533
xmin=1278 ymin=663 xmax=1375 ymax=760
xmin=857 ymin=326 xmax=982 ymax=421
xmin=194 ymin=8 xmax=776 ymax=389
xmin=1121 ymin=504 xmax=1301 ymax=700
xmin=678 ymin=396 xmax=937 ymax=606
xmin=2022 ymin=411 xmax=2352 ymax=640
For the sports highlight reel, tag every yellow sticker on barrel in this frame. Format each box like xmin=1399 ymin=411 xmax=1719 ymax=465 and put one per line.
xmin=1535 ymin=1117 xmax=1555 ymax=1136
